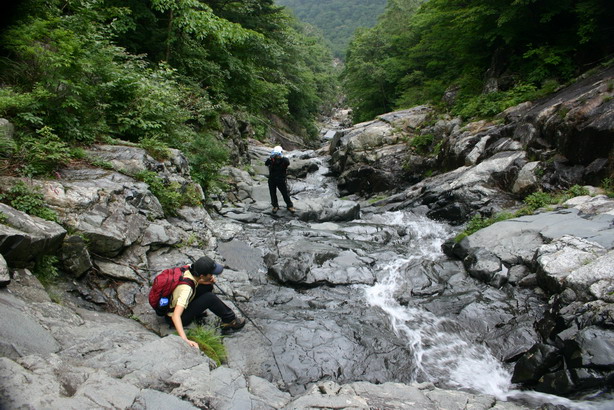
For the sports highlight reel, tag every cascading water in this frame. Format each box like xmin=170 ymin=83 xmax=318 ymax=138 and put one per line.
xmin=366 ymin=257 xmax=513 ymax=397
xmin=364 ymin=212 xmax=511 ymax=396
xmin=257 ymin=152 xmax=612 ymax=409
xmin=362 ymin=211 xmax=610 ymax=410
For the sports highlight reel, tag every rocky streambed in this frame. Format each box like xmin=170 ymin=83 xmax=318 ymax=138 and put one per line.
xmin=211 ymin=144 xmax=614 ymax=409
xmin=1 ymin=66 xmax=614 ymax=409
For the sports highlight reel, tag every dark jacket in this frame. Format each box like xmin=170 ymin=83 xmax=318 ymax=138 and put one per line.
xmin=265 ymin=156 xmax=290 ymax=180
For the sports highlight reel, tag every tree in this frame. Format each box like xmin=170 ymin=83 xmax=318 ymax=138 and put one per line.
xmin=342 ymin=0 xmax=614 ymax=122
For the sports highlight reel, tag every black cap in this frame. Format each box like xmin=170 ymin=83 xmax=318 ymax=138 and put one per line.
xmin=192 ymin=256 xmax=224 ymax=276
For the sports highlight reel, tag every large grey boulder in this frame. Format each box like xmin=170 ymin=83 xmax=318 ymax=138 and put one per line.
xmin=286 ymin=380 xmax=527 ymax=409
xmin=329 ymin=106 xmax=436 ymax=195
xmin=268 ymin=239 xmax=376 ymax=286
xmin=0 ymin=203 xmax=66 ymax=267
xmin=386 ymin=151 xmax=524 ymax=224
xmin=535 ymin=235 xmax=607 ymax=295
xmin=59 ymin=235 xmax=93 ymax=278
xmin=0 ymin=291 xmax=60 ymax=359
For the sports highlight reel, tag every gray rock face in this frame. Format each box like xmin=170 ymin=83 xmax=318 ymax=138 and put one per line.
xmin=450 ymin=196 xmax=614 ymax=398
xmin=0 ymin=202 xmax=67 ymax=267
xmin=0 ymin=254 xmax=9 ymax=286
xmin=329 ymin=106 xmax=436 ymax=195
xmin=331 ymin=67 xmax=614 ymax=227
xmin=3 ymin=66 xmax=614 ymax=408
xmin=0 ymin=275 xmax=529 ymax=409
xmin=0 ymin=292 xmax=60 ymax=359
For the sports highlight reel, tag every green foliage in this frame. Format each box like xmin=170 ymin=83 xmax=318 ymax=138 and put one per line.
xmin=342 ymin=0 xmax=423 ymax=122
xmin=0 ymin=181 xmax=58 ymax=222
xmin=33 ymin=255 xmax=61 ymax=287
xmin=565 ymin=184 xmax=590 ymax=197
xmin=18 ymin=126 xmax=72 ymax=176
xmin=454 ymin=212 xmax=514 ymax=242
xmin=451 ymin=84 xmax=543 ymax=120
xmin=0 ymin=212 xmax=7 ymax=224
xmin=186 ymin=133 xmax=229 ymax=191
xmin=0 ymin=2 xmax=205 ymax=148
xmin=523 ymin=191 xmax=558 ymax=212
xmin=135 ymin=171 xmax=181 ymax=216
xmin=277 ymin=0 xmax=387 ymax=59
xmin=139 ymin=137 xmax=172 ymax=161
xmin=602 ymin=178 xmax=614 ymax=197
xmin=184 ymin=325 xmax=227 ymax=366
xmin=342 ymin=0 xmax=614 ymax=122
xmin=410 ymin=133 xmax=435 ymax=155
xmin=113 ymin=0 xmax=337 ymax=139
xmin=0 ymin=0 xmax=337 ymax=186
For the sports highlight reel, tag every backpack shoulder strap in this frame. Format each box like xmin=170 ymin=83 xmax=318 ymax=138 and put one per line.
xmin=178 ymin=266 xmax=195 ymax=289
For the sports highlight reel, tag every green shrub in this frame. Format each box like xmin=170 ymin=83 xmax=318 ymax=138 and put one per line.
xmin=0 ymin=211 xmax=7 ymax=224
xmin=410 ymin=133 xmax=435 ymax=155
xmin=18 ymin=126 xmax=72 ymax=176
xmin=602 ymin=178 xmax=614 ymax=197
xmin=0 ymin=181 xmax=58 ymax=222
xmin=522 ymin=186 xmax=589 ymax=213
xmin=565 ymin=184 xmax=590 ymax=198
xmin=523 ymin=191 xmax=556 ymax=212
xmin=135 ymin=171 xmax=202 ymax=216
xmin=135 ymin=171 xmax=182 ymax=216
xmin=452 ymin=83 xmax=542 ymax=120
xmin=454 ymin=212 xmax=514 ymax=242
xmin=34 ymin=255 xmax=60 ymax=286
xmin=184 ymin=325 xmax=227 ymax=365
xmin=186 ymin=132 xmax=229 ymax=191
xmin=139 ymin=137 xmax=172 ymax=161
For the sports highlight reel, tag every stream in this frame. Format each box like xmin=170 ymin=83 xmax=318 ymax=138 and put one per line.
xmin=214 ymin=142 xmax=611 ymax=409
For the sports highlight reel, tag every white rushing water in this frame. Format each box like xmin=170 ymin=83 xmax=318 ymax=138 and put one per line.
xmin=363 ymin=211 xmax=610 ymax=409
xmin=364 ymin=212 xmax=512 ymax=397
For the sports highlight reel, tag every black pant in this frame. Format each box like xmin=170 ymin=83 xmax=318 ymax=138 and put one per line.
xmin=268 ymin=177 xmax=293 ymax=208
xmin=165 ymin=285 xmax=235 ymax=326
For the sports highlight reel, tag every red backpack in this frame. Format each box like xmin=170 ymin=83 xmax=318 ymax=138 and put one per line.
xmin=148 ymin=265 xmax=195 ymax=316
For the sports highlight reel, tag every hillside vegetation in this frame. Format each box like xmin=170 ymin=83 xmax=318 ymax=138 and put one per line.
xmin=276 ymin=0 xmax=387 ymax=59
xmin=343 ymin=0 xmax=614 ymax=123
xmin=0 ymin=0 xmax=337 ymax=189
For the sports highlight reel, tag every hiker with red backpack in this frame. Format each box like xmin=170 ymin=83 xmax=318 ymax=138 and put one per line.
xmin=149 ymin=256 xmax=245 ymax=348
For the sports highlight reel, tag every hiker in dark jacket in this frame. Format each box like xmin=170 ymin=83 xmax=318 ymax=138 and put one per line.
xmin=264 ymin=146 xmax=295 ymax=214
xmin=166 ymin=256 xmax=245 ymax=347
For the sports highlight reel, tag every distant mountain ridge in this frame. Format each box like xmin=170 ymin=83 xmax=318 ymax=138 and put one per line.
xmin=276 ymin=0 xmax=387 ymax=59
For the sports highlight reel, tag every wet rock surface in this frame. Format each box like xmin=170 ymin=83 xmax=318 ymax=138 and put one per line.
xmin=2 ymin=67 xmax=614 ymax=409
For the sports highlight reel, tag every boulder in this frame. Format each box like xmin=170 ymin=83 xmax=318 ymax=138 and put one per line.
xmin=0 ymin=255 xmax=9 ymax=287
xmin=0 ymin=291 xmax=61 ymax=359
xmin=60 ymin=235 xmax=92 ymax=278
xmin=0 ymin=203 xmax=66 ymax=268
xmin=535 ymin=235 xmax=607 ymax=295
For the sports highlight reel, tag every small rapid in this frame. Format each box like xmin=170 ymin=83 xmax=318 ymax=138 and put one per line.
xmin=362 ymin=211 xmax=610 ymax=409
xmin=226 ymin=147 xmax=612 ymax=409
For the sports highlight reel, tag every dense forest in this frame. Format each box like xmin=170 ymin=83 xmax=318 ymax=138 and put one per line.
xmin=275 ymin=0 xmax=387 ymax=59
xmin=1 ymin=0 xmax=613 ymax=198
xmin=343 ymin=0 xmax=614 ymax=123
xmin=0 ymin=0 xmax=337 ymax=189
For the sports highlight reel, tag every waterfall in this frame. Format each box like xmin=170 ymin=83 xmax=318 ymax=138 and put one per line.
xmin=367 ymin=268 xmax=513 ymax=396
xmin=364 ymin=212 xmax=512 ymax=397
xmin=362 ymin=211 xmax=608 ymax=409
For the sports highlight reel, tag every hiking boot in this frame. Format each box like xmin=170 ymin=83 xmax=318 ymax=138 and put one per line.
xmin=220 ymin=317 xmax=246 ymax=335
xmin=288 ymin=207 xmax=296 ymax=213
xmin=272 ymin=207 xmax=279 ymax=214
